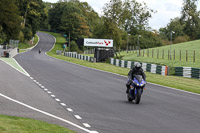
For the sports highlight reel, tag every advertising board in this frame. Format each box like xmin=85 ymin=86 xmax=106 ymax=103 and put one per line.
xmin=84 ymin=38 xmax=113 ymax=47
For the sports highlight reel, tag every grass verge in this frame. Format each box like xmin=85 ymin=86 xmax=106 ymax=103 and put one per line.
xmin=18 ymin=35 xmax=39 ymax=52
xmin=0 ymin=114 xmax=75 ymax=133
xmin=45 ymin=31 xmax=200 ymax=94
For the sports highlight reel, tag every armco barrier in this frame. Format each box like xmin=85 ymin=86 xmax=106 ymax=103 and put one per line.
xmin=175 ymin=67 xmax=200 ymax=79
xmin=110 ymin=58 xmax=168 ymax=76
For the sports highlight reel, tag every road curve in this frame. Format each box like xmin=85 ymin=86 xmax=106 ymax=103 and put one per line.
xmin=15 ymin=32 xmax=200 ymax=133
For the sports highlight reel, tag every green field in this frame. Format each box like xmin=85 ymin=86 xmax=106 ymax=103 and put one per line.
xmin=0 ymin=114 xmax=75 ymax=133
xmin=119 ymin=40 xmax=200 ymax=68
xmin=46 ymin=31 xmax=200 ymax=94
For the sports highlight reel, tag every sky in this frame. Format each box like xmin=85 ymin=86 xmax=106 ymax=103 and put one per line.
xmin=43 ymin=0 xmax=200 ymax=30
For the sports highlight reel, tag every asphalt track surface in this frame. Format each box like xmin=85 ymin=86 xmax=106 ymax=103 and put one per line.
xmin=13 ymin=32 xmax=200 ymax=133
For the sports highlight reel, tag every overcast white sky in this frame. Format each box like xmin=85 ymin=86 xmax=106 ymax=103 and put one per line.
xmin=43 ymin=0 xmax=200 ymax=30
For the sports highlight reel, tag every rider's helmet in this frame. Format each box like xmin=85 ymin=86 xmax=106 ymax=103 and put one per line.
xmin=134 ymin=62 xmax=141 ymax=70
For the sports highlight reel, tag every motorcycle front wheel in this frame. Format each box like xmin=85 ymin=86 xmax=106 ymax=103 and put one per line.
xmin=127 ymin=95 xmax=133 ymax=102
xmin=135 ymin=90 xmax=141 ymax=104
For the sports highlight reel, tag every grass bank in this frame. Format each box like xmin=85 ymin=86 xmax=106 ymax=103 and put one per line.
xmin=18 ymin=35 xmax=39 ymax=53
xmin=0 ymin=114 xmax=75 ymax=133
xmin=45 ymin=31 xmax=200 ymax=94
xmin=119 ymin=39 xmax=200 ymax=68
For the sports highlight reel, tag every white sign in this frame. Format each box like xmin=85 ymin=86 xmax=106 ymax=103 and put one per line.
xmin=84 ymin=38 xmax=113 ymax=47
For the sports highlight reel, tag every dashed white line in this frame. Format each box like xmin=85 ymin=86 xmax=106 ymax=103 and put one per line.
xmin=51 ymin=95 xmax=55 ymax=98
xmin=44 ymin=89 xmax=48 ymax=91
xmin=47 ymin=91 xmax=52 ymax=94
xmin=74 ymin=115 xmax=82 ymax=120
xmin=83 ymin=123 xmax=91 ymax=128
xmin=60 ymin=103 xmax=66 ymax=106
xmin=30 ymin=77 xmax=33 ymax=80
xmin=41 ymin=86 xmax=45 ymax=88
xmin=67 ymin=108 xmax=73 ymax=112
xmin=90 ymin=131 xmax=99 ymax=133
xmin=33 ymin=80 xmax=37 ymax=82
xmin=55 ymin=98 xmax=60 ymax=102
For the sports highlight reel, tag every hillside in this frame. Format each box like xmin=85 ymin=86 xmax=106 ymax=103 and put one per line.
xmin=120 ymin=39 xmax=200 ymax=68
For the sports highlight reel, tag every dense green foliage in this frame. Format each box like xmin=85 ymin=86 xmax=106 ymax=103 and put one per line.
xmin=159 ymin=0 xmax=200 ymax=45
xmin=1 ymin=0 xmax=200 ymax=52
xmin=0 ymin=0 xmax=46 ymax=43
xmin=48 ymin=0 xmax=162 ymax=50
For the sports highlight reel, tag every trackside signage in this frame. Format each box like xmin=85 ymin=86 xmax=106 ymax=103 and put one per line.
xmin=84 ymin=38 xmax=113 ymax=47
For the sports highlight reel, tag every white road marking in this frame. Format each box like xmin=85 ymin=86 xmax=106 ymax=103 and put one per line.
xmin=33 ymin=80 xmax=37 ymax=82
xmin=83 ymin=123 xmax=91 ymax=128
xmin=60 ymin=103 xmax=66 ymax=106
xmin=51 ymin=95 xmax=55 ymax=98
xmin=41 ymin=86 xmax=45 ymax=89
xmin=30 ymin=77 xmax=33 ymax=80
xmin=74 ymin=115 xmax=82 ymax=120
xmin=0 ymin=93 xmax=94 ymax=133
xmin=47 ymin=91 xmax=52 ymax=94
xmin=67 ymin=108 xmax=73 ymax=112
xmin=44 ymin=89 xmax=48 ymax=91
xmin=90 ymin=131 xmax=99 ymax=133
xmin=13 ymin=58 xmax=30 ymax=77
xmin=55 ymin=98 xmax=60 ymax=102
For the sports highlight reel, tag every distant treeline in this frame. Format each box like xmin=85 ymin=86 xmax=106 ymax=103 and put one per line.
xmin=0 ymin=0 xmax=200 ymax=51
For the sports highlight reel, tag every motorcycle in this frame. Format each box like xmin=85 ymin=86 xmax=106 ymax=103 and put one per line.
xmin=127 ymin=75 xmax=147 ymax=104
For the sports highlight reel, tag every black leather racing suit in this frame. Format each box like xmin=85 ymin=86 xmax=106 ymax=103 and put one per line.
xmin=126 ymin=67 xmax=146 ymax=93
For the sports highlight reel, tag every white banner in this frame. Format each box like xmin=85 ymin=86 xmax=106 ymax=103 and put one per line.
xmin=84 ymin=38 xmax=113 ymax=47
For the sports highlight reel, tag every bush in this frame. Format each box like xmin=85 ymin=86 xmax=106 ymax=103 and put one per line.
xmin=70 ymin=41 xmax=80 ymax=52
xmin=174 ymin=35 xmax=190 ymax=44
xmin=18 ymin=31 xmax=24 ymax=42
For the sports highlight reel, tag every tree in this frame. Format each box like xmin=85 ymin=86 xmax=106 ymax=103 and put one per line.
xmin=0 ymin=0 xmax=21 ymax=41
xmin=180 ymin=0 xmax=200 ymax=39
xmin=49 ymin=1 xmax=92 ymax=41
xmin=16 ymin=0 xmax=46 ymax=39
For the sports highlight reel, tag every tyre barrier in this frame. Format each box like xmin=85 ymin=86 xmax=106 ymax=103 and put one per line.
xmin=61 ymin=52 xmax=95 ymax=63
xmin=175 ymin=67 xmax=200 ymax=79
xmin=110 ymin=58 xmax=168 ymax=76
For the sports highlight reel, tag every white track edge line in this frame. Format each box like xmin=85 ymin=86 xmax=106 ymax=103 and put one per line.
xmin=0 ymin=93 xmax=92 ymax=133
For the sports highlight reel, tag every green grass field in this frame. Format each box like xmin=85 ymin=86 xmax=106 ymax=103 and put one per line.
xmin=120 ymin=40 xmax=200 ymax=68
xmin=45 ymin=31 xmax=200 ymax=94
xmin=0 ymin=115 xmax=75 ymax=133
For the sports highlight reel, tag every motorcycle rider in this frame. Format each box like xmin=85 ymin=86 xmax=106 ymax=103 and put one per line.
xmin=126 ymin=62 xmax=146 ymax=94
xmin=39 ymin=48 xmax=41 ymax=54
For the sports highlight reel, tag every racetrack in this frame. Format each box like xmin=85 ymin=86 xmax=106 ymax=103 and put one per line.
xmin=14 ymin=32 xmax=200 ymax=133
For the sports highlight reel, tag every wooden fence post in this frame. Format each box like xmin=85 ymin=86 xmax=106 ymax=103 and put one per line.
xmin=152 ymin=49 xmax=154 ymax=58
xmin=168 ymin=50 xmax=169 ymax=60
xmin=186 ymin=50 xmax=188 ymax=62
xmin=194 ymin=50 xmax=195 ymax=62
xmin=180 ymin=50 xmax=181 ymax=61
xmin=174 ymin=49 xmax=175 ymax=60
xmin=143 ymin=49 xmax=144 ymax=57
